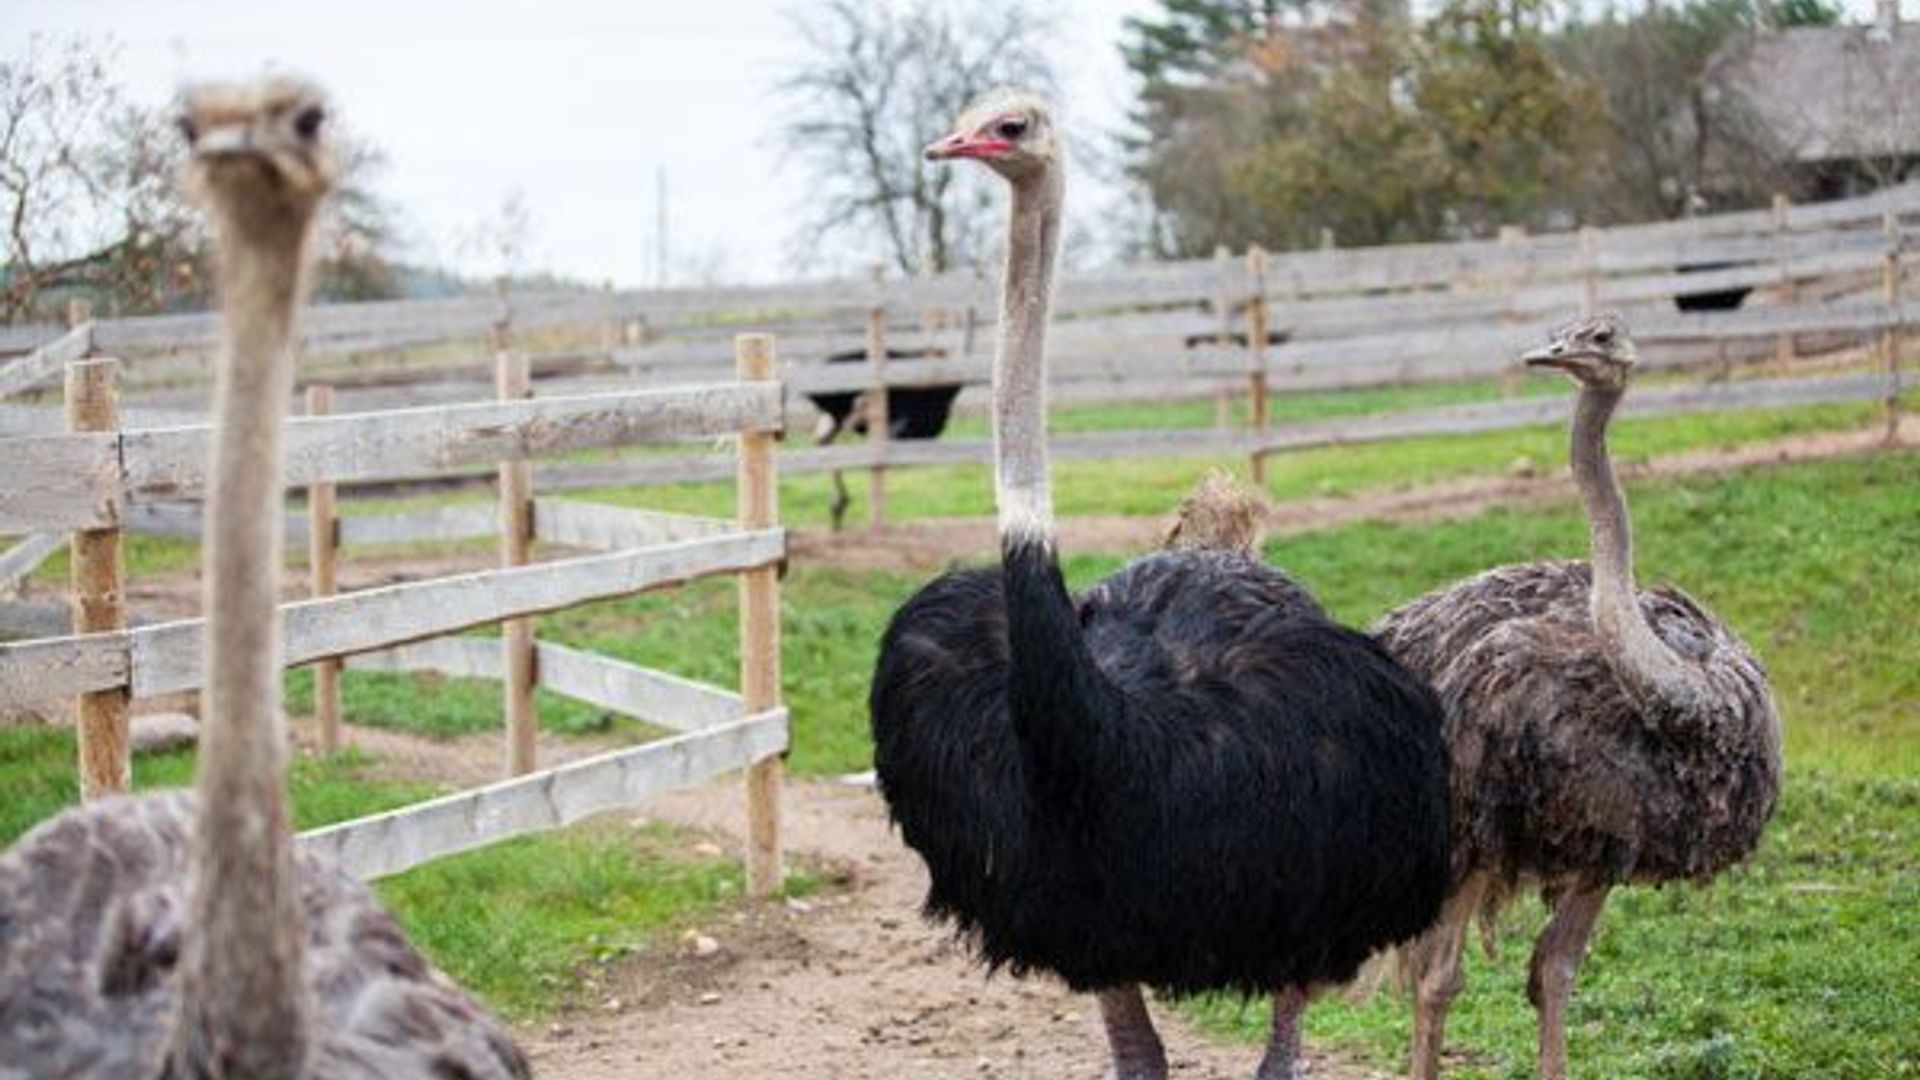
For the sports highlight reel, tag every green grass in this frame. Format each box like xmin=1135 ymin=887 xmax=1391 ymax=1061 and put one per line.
xmin=377 ymin=822 xmax=821 ymax=1018
xmin=1183 ymin=770 xmax=1918 ymax=1080
xmin=0 ymin=725 xmax=815 ymax=1019
xmin=594 ymin=398 xmax=1885 ymax=527
xmin=0 ymin=726 xmax=433 ymax=844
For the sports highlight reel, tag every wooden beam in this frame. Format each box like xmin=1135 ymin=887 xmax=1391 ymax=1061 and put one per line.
xmin=66 ymin=358 xmax=129 ymax=799
xmin=0 ymin=323 xmax=93 ymax=400
xmin=496 ymin=340 xmax=537 ymax=777
xmin=531 ymin=498 xmax=733 ymax=551
xmin=306 ymin=384 xmax=344 ymax=753
xmin=0 ymin=532 xmax=65 ymax=599
xmin=120 ymin=381 xmax=784 ymax=499
xmin=127 ymin=528 xmax=785 ymax=697
xmin=536 ymin=642 xmax=743 ymax=732
xmin=298 ymin=708 xmax=789 ymax=881
xmin=737 ymin=333 xmax=784 ymax=900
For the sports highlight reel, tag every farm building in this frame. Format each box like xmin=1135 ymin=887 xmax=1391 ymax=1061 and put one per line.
xmin=1725 ymin=0 xmax=1920 ymax=196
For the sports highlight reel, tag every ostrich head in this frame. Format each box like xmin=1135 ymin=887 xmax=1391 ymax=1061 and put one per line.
xmin=1164 ymin=469 xmax=1265 ymax=555
xmin=179 ymin=78 xmax=335 ymax=218
xmin=924 ymin=91 xmax=1059 ymax=183
xmin=1522 ymin=313 xmax=1636 ymax=391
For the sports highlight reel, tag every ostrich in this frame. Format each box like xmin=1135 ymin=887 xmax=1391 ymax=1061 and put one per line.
xmin=808 ymin=345 xmax=965 ymax=529
xmin=870 ymin=92 xmax=1450 ymax=1080
xmin=1375 ymin=314 xmax=1782 ymax=1080
xmin=0 ymin=80 xmax=528 ymax=1079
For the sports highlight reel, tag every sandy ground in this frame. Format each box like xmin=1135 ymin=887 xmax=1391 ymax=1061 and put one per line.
xmin=516 ymin=777 xmax=1390 ymax=1080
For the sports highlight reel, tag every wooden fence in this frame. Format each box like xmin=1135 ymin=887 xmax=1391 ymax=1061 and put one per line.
xmin=0 ymin=335 xmax=789 ymax=893
xmin=2 ymin=182 xmax=1914 ymax=526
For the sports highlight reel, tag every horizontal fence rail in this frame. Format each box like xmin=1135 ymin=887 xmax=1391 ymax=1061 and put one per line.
xmin=0 ymin=527 xmax=783 ymax=706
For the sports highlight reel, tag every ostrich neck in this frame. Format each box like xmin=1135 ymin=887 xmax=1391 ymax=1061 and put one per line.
xmin=991 ymin=164 xmax=1114 ymax=797
xmin=174 ymin=202 xmax=314 ymax=1079
xmin=1571 ymin=385 xmax=1703 ymax=712
xmin=993 ymin=168 xmax=1062 ymax=546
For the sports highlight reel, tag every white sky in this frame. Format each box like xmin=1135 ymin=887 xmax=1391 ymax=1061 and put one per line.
xmin=2 ymin=0 xmax=1895 ymax=286
xmin=2 ymin=0 xmax=1157 ymax=285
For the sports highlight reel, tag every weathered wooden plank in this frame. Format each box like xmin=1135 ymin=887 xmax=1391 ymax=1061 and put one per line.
xmin=0 ymin=324 xmax=92 ymax=399
xmin=0 ymin=532 xmax=66 ymax=596
xmin=535 ymin=642 xmax=743 ymax=732
xmin=338 ymin=504 xmax=497 ymax=547
xmin=297 ymin=708 xmax=788 ymax=881
xmin=120 ymin=382 xmax=784 ymax=499
xmin=531 ymin=498 xmax=733 ymax=551
xmin=0 ymin=433 xmax=121 ymax=533
xmin=128 ymin=528 xmax=786 ymax=696
xmin=0 ymin=631 xmax=128 ymax=707
xmin=344 ymin=635 xmax=499 ymax=679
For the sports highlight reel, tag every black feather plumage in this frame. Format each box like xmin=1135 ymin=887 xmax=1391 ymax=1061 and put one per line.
xmin=872 ymin=543 xmax=1451 ymax=996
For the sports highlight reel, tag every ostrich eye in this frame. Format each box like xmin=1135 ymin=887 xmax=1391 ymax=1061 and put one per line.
xmin=293 ymin=105 xmax=326 ymax=141
xmin=1591 ymin=327 xmax=1614 ymax=345
xmin=175 ymin=116 xmax=198 ymax=145
xmin=995 ymin=117 xmax=1029 ymax=140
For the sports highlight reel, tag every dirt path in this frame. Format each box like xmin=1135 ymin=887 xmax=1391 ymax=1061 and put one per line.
xmin=515 ymin=777 xmax=1388 ymax=1080
xmin=790 ymin=420 xmax=1916 ymax=573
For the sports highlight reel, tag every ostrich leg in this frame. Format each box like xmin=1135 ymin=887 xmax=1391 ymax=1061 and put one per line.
xmin=1527 ymin=882 xmax=1609 ymax=1080
xmin=1410 ymin=874 xmax=1492 ymax=1080
xmin=829 ymin=470 xmax=852 ymax=531
xmin=1254 ymin=985 xmax=1311 ymax=1080
xmin=1098 ymin=985 xmax=1169 ymax=1080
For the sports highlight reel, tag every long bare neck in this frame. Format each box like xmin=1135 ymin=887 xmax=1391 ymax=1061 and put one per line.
xmin=174 ymin=196 xmax=314 ymax=1080
xmin=993 ymin=167 xmax=1063 ymax=549
xmin=1571 ymin=385 xmax=1704 ymax=712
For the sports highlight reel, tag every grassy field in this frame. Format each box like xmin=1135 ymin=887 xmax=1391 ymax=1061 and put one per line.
xmin=2 ymin=414 xmax=1912 ymax=1066
xmin=0 ymin=725 xmax=814 ymax=1019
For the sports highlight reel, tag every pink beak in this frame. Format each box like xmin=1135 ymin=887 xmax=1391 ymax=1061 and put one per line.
xmin=924 ymin=130 xmax=1013 ymax=162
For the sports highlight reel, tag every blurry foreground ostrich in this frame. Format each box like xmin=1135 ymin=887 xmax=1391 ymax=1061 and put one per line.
xmin=0 ymin=81 xmax=528 ymax=1079
xmin=1376 ymin=314 xmax=1781 ymax=1080
xmin=870 ymin=92 xmax=1450 ymax=1080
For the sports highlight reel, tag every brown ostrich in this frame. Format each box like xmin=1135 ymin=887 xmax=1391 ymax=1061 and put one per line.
xmin=1375 ymin=313 xmax=1782 ymax=1080
xmin=0 ymin=80 xmax=528 ymax=1079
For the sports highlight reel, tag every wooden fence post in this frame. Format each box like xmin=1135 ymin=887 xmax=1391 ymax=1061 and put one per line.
xmin=306 ymin=383 xmax=343 ymax=753
xmin=1774 ymin=193 xmax=1797 ymax=371
xmin=1212 ymin=245 xmax=1235 ymax=429
xmin=1499 ymin=224 xmax=1530 ymax=398
xmin=67 ymin=357 xmax=128 ymax=800
xmin=1577 ymin=225 xmax=1600 ymax=317
xmin=736 ymin=333 xmax=783 ymax=899
xmin=1245 ymin=246 xmax=1271 ymax=485
xmin=495 ymin=317 xmax=538 ymax=777
xmin=1884 ymin=210 xmax=1903 ymax=443
xmin=866 ymin=268 xmax=889 ymax=528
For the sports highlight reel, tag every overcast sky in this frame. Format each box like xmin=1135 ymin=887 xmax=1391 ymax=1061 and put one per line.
xmin=2 ymin=0 xmax=1895 ymax=287
xmin=2 ymin=0 xmax=1156 ymax=286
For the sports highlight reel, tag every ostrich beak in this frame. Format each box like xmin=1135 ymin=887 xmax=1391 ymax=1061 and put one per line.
xmin=924 ymin=129 xmax=1012 ymax=162
xmin=1521 ymin=341 xmax=1586 ymax=372
xmin=190 ymin=124 xmax=254 ymax=158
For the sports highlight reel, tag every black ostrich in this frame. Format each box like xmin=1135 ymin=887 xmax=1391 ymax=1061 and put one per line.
xmin=869 ymin=92 xmax=1451 ymax=1080
xmin=808 ymin=346 xmax=964 ymax=529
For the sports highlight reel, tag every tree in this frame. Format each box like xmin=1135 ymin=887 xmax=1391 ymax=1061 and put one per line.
xmin=1121 ymin=0 xmax=1594 ymax=254
xmin=1554 ymin=0 xmax=1814 ymax=222
xmin=0 ymin=36 xmax=404 ymax=321
xmin=775 ymin=0 xmax=1057 ymax=276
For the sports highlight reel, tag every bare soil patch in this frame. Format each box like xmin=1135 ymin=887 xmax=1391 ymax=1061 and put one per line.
xmin=519 ymin=778 xmax=1388 ymax=1080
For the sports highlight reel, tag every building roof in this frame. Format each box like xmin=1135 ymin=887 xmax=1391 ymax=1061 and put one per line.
xmin=1724 ymin=17 xmax=1920 ymax=163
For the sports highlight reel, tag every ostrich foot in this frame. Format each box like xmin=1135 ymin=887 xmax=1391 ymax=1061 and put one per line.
xmin=1254 ymin=986 xmax=1310 ymax=1080
xmin=1098 ymin=985 xmax=1169 ymax=1080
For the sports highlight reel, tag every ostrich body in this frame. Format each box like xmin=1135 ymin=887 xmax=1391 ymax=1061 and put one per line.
xmin=0 ymin=81 xmax=527 ymax=1080
xmin=809 ymin=345 xmax=964 ymax=529
xmin=870 ymin=93 xmax=1449 ymax=1080
xmin=1375 ymin=315 xmax=1781 ymax=1080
